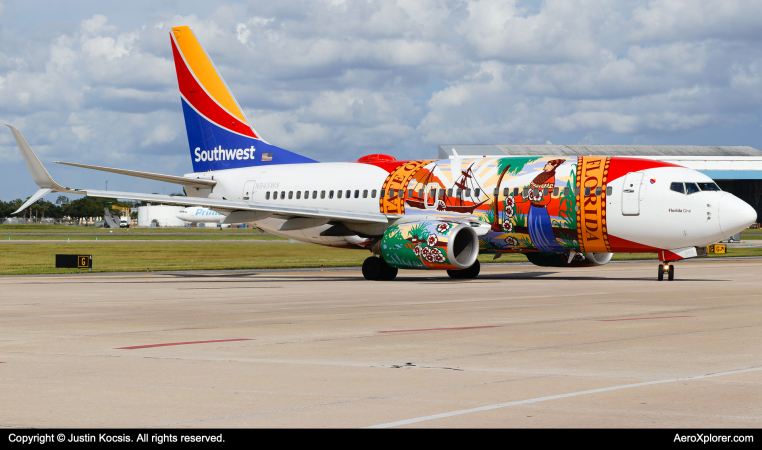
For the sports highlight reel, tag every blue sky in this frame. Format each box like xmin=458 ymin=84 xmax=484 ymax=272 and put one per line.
xmin=1 ymin=0 xmax=761 ymax=201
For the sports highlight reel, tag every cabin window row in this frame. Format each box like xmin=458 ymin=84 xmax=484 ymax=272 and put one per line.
xmin=669 ymin=182 xmax=721 ymax=195
xmin=265 ymin=189 xmax=376 ymax=200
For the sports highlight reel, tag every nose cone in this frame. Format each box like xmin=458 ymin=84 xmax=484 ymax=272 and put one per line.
xmin=719 ymin=193 xmax=757 ymax=237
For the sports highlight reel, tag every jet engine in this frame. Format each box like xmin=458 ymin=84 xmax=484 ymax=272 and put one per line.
xmin=525 ymin=251 xmax=613 ymax=268
xmin=379 ymin=221 xmax=479 ymax=270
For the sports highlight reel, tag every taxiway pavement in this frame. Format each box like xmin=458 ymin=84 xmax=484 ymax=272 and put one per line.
xmin=1 ymin=259 xmax=760 ymax=427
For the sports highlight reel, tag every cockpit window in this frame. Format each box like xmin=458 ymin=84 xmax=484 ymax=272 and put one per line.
xmin=685 ymin=182 xmax=700 ymax=195
xmin=698 ymin=182 xmax=721 ymax=192
xmin=670 ymin=182 xmax=684 ymax=194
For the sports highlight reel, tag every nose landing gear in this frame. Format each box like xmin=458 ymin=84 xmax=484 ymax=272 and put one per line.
xmin=657 ymin=262 xmax=675 ymax=281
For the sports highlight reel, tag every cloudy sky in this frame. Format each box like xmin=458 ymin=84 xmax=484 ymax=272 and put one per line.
xmin=1 ymin=0 xmax=761 ymax=201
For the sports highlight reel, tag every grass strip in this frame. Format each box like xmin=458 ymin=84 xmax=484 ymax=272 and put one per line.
xmin=1 ymin=243 xmax=760 ymax=275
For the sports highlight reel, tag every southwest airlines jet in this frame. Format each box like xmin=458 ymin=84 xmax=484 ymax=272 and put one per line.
xmin=9 ymin=26 xmax=756 ymax=281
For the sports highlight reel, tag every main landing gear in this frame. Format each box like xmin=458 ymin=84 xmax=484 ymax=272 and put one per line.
xmin=657 ymin=262 xmax=675 ymax=281
xmin=362 ymin=256 xmax=398 ymax=281
xmin=447 ymin=260 xmax=480 ymax=279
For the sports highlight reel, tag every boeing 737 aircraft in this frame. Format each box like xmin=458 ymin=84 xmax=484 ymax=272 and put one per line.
xmin=9 ymin=26 xmax=757 ymax=281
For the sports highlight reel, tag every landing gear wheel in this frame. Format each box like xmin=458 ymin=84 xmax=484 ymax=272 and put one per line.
xmin=668 ymin=264 xmax=674 ymax=281
xmin=447 ymin=260 xmax=480 ymax=279
xmin=380 ymin=262 xmax=398 ymax=281
xmin=362 ymin=257 xmax=398 ymax=281
xmin=658 ymin=264 xmax=664 ymax=281
xmin=362 ymin=257 xmax=383 ymax=280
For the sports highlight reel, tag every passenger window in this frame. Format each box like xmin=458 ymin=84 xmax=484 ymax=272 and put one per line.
xmin=312 ymin=191 xmax=317 ymax=199
xmin=698 ymin=182 xmax=721 ymax=191
xmin=465 ymin=188 xmax=471 ymax=197
xmin=388 ymin=189 xmax=395 ymax=198
xmin=408 ymin=189 xmax=414 ymax=198
xmin=363 ymin=190 xmax=368 ymax=198
xmin=429 ymin=188 xmax=436 ymax=198
xmin=329 ymin=190 xmax=334 ymax=199
xmin=371 ymin=189 xmax=376 ymax=198
xmin=266 ymin=192 xmax=270 ymax=200
xmin=345 ymin=190 xmax=350 ymax=199
xmin=595 ymin=187 xmax=602 ymax=196
xmin=304 ymin=191 xmax=309 ymax=199
xmin=475 ymin=188 xmax=481 ymax=198
xmin=296 ymin=191 xmax=301 ymax=199
xmin=606 ymin=186 xmax=612 ymax=196
xmin=288 ymin=191 xmax=293 ymax=199
xmin=321 ymin=190 xmax=326 ymax=199
xmin=503 ymin=188 xmax=510 ymax=197
xmin=354 ymin=190 xmax=360 ymax=198
xmin=563 ymin=187 xmax=569 ymax=196
xmin=447 ymin=188 xmax=453 ymax=197
xmin=337 ymin=190 xmax=343 ymax=199
xmin=584 ymin=187 xmax=591 ymax=196
xmin=553 ymin=187 xmax=559 ymax=196
xmin=494 ymin=188 xmax=499 ymax=196
xmin=685 ymin=183 xmax=700 ymax=195
xmin=280 ymin=191 xmax=285 ymax=200
xmin=522 ymin=187 xmax=528 ymax=197
xmin=418 ymin=189 xmax=424 ymax=198
xmin=533 ymin=188 xmax=539 ymax=197
xmin=514 ymin=187 xmax=519 ymax=196
xmin=542 ymin=188 xmax=548 ymax=196
xmin=379 ymin=189 xmax=384 ymax=198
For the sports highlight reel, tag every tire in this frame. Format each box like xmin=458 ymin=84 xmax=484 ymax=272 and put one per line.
xmin=668 ymin=264 xmax=674 ymax=281
xmin=362 ymin=257 xmax=383 ymax=280
xmin=380 ymin=260 xmax=398 ymax=281
xmin=448 ymin=260 xmax=480 ymax=279
xmin=658 ymin=264 xmax=664 ymax=281
xmin=447 ymin=269 xmax=463 ymax=279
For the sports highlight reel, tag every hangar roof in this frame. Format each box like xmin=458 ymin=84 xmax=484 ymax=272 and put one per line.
xmin=438 ymin=144 xmax=762 ymax=159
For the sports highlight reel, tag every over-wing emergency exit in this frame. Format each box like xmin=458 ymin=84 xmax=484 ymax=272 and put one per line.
xmin=8 ymin=26 xmax=757 ymax=281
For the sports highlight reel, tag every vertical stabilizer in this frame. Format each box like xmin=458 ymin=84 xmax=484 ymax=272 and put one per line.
xmin=170 ymin=26 xmax=316 ymax=172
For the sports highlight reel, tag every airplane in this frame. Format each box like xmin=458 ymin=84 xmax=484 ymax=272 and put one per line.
xmin=176 ymin=206 xmax=226 ymax=224
xmin=8 ymin=26 xmax=757 ymax=281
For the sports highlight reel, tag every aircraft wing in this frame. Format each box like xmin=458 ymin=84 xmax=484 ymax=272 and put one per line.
xmin=8 ymin=125 xmax=389 ymax=224
xmin=84 ymin=190 xmax=389 ymax=223
xmin=54 ymin=161 xmax=216 ymax=189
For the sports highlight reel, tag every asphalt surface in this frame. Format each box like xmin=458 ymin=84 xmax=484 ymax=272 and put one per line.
xmin=1 ymin=259 xmax=760 ymax=427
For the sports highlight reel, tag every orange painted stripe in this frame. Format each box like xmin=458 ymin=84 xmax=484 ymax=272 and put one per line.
xmin=116 ymin=338 xmax=253 ymax=349
xmin=171 ymin=26 xmax=247 ymax=124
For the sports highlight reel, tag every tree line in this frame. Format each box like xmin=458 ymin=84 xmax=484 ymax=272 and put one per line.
xmin=0 ymin=196 xmax=138 ymax=223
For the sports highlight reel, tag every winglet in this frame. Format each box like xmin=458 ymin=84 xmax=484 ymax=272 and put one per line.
xmin=13 ymin=188 xmax=53 ymax=215
xmin=7 ymin=125 xmax=59 ymax=189
xmin=7 ymin=125 xmax=75 ymax=214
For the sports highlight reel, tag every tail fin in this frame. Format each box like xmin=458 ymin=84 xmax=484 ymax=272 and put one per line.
xmin=170 ymin=26 xmax=316 ymax=172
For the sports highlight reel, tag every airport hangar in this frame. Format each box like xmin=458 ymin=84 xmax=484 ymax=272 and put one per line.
xmin=440 ymin=144 xmax=762 ymax=221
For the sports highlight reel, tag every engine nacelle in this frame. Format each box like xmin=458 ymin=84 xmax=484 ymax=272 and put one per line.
xmin=525 ymin=251 xmax=613 ymax=268
xmin=381 ymin=221 xmax=479 ymax=270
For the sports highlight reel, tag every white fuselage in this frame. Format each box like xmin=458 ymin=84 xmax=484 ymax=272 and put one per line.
xmin=181 ymin=159 xmax=755 ymax=252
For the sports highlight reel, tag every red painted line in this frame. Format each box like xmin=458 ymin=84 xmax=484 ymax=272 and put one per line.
xmin=598 ymin=316 xmax=693 ymax=322
xmin=116 ymin=339 xmax=253 ymax=350
xmin=379 ymin=326 xmax=498 ymax=333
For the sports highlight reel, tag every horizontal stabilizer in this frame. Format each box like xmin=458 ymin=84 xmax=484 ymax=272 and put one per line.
xmin=55 ymin=161 xmax=216 ymax=188
xmin=13 ymin=188 xmax=53 ymax=214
